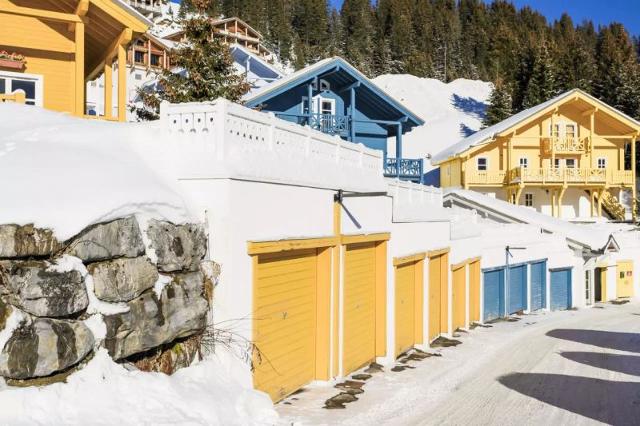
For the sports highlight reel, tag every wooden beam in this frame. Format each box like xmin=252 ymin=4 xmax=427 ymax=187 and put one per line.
xmin=74 ymin=19 xmax=85 ymax=116
xmin=104 ymin=61 xmax=113 ymax=119
xmin=69 ymin=0 xmax=90 ymax=31
xmin=0 ymin=1 xmax=82 ymax=23
xmin=86 ymin=28 xmax=133 ymax=82
xmin=581 ymin=107 xmax=598 ymax=117
xmin=117 ymin=43 xmax=126 ymax=122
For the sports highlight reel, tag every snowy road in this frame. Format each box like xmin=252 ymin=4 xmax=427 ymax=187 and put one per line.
xmin=278 ymin=302 xmax=640 ymax=425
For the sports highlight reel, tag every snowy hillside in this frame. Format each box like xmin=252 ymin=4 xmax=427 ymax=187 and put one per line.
xmin=373 ymin=74 xmax=492 ymax=178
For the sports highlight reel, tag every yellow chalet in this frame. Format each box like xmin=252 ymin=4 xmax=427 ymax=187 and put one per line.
xmin=0 ymin=0 xmax=150 ymax=121
xmin=434 ymin=89 xmax=640 ymax=221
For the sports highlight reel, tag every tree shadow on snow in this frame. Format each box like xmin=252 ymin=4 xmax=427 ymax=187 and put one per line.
xmin=459 ymin=123 xmax=476 ymax=138
xmin=560 ymin=351 xmax=640 ymax=377
xmin=546 ymin=329 xmax=640 ymax=353
xmin=498 ymin=373 xmax=640 ymax=423
xmin=451 ymin=94 xmax=487 ymax=120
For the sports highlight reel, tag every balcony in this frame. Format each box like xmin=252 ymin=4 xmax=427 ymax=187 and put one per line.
xmin=274 ymin=113 xmax=350 ymax=137
xmin=507 ymin=167 xmax=634 ymax=186
xmin=542 ymin=136 xmax=586 ymax=154
xmin=384 ymin=157 xmax=424 ymax=183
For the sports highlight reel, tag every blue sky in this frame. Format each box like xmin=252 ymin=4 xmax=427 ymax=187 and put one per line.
xmin=170 ymin=0 xmax=639 ymax=35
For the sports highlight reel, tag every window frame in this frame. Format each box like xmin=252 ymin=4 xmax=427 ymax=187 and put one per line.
xmin=519 ymin=157 xmax=528 ymax=168
xmin=597 ymin=157 xmax=607 ymax=169
xmin=565 ymin=158 xmax=576 ymax=169
xmin=477 ymin=157 xmax=488 ymax=171
xmin=524 ymin=193 xmax=534 ymax=207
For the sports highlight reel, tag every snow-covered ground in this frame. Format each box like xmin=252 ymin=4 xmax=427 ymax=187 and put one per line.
xmin=373 ymin=75 xmax=492 ymax=179
xmin=0 ymin=347 xmax=277 ymax=425
xmin=278 ymin=302 xmax=640 ymax=425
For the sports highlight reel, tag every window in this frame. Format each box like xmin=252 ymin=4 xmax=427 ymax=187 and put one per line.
xmin=597 ymin=157 xmax=607 ymax=169
xmin=524 ymin=193 xmax=534 ymax=207
xmin=565 ymin=158 xmax=576 ymax=168
xmin=0 ymin=72 xmax=42 ymax=106
xmin=554 ymin=158 xmax=561 ymax=168
xmin=320 ymin=99 xmax=334 ymax=115
xmin=477 ymin=157 xmax=488 ymax=171
xmin=134 ymin=51 xmax=145 ymax=64
xmin=566 ymin=124 xmax=576 ymax=140
xmin=585 ymin=271 xmax=591 ymax=305
xmin=524 ymin=193 xmax=533 ymax=206
xmin=150 ymin=54 xmax=161 ymax=67
xmin=519 ymin=157 xmax=528 ymax=168
xmin=550 ymin=123 xmax=561 ymax=138
xmin=301 ymin=97 xmax=310 ymax=114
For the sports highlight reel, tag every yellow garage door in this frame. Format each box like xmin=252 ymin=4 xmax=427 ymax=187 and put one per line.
xmin=395 ymin=259 xmax=424 ymax=356
xmin=253 ymin=248 xmax=318 ymax=402
xmin=343 ymin=242 xmax=377 ymax=375
xmin=617 ymin=260 xmax=634 ymax=298
xmin=429 ymin=252 xmax=449 ymax=341
xmin=452 ymin=264 xmax=466 ymax=331
xmin=468 ymin=260 xmax=481 ymax=323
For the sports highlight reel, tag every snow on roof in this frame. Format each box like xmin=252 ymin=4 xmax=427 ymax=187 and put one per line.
xmin=431 ymin=88 xmax=640 ymax=165
xmin=444 ymin=188 xmax=611 ymax=250
xmin=0 ymin=104 xmax=192 ymax=240
xmin=230 ymin=44 xmax=284 ymax=77
xmin=609 ymin=230 xmax=640 ymax=250
xmin=243 ymin=57 xmax=425 ymax=126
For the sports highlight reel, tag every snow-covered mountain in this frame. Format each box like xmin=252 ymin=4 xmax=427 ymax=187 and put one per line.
xmin=373 ymin=74 xmax=492 ymax=178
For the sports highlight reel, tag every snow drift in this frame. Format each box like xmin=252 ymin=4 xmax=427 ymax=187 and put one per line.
xmin=373 ymin=74 xmax=492 ymax=180
xmin=0 ymin=104 xmax=192 ymax=240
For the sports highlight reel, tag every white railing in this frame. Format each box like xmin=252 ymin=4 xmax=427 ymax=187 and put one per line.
xmin=158 ymin=99 xmax=386 ymax=192
xmin=387 ymin=179 xmax=444 ymax=222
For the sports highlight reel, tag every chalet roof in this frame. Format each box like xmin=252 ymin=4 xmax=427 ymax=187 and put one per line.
xmin=444 ymin=188 xmax=611 ymax=250
xmin=243 ymin=57 xmax=425 ymax=130
xmin=431 ymin=88 xmax=640 ymax=165
xmin=230 ymin=45 xmax=283 ymax=79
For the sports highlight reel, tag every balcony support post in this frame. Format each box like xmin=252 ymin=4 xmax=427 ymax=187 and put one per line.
xmin=557 ymin=185 xmax=567 ymax=219
xmin=590 ymin=189 xmax=596 ymax=217
xmin=396 ymin=123 xmax=402 ymax=178
xmin=550 ymin=189 xmax=556 ymax=217
xmin=306 ymin=81 xmax=313 ymax=126
xmin=598 ymin=189 xmax=604 ymax=217
xmin=514 ymin=184 xmax=524 ymax=206
xmin=349 ymin=86 xmax=356 ymax=142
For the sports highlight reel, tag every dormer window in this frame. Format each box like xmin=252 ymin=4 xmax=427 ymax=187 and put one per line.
xmin=477 ymin=157 xmax=488 ymax=171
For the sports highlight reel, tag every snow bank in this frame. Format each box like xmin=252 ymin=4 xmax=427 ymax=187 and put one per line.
xmin=372 ymin=74 xmax=492 ymax=173
xmin=0 ymin=104 xmax=192 ymax=240
xmin=0 ymin=348 xmax=277 ymax=426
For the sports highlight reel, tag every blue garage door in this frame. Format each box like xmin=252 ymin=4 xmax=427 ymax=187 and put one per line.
xmin=530 ymin=261 xmax=546 ymax=311
xmin=550 ymin=268 xmax=572 ymax=310
xmin=508 ymin=264 xmax=527 ymax=314
xmin=483 ymin=268 xmax=505 ymax=321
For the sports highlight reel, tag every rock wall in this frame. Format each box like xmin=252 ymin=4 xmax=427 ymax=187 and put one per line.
xmin=0 ymin=217 xmax=211 ymax=381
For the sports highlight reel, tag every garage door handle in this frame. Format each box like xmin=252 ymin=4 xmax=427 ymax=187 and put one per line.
xmin=281 ymin=311 xmax=288 ymax=319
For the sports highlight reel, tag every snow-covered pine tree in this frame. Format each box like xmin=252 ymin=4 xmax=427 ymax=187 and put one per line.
xmin=483 ymin=79 xmax=513 ymax=127
xmin=340 ymin=0 xmax=375 ymax=76
xmin=134 ymin=0 xmax=250 ymax=120
xmin=522 ymin=39 xmax=558 ymax=108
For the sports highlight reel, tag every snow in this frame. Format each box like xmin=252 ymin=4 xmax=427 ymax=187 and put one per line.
xmin=372 ymin=74 xmax=492 ymax=173
xmin=278 ymin=302 xmax=640 ymax=425
xmin=153 ymin=274 xmax=173 ymax=298
xmin=0 ymin=347 xmax=278 ymax=426
xmin=0 ymin=104 xmax=193 ymax=241
xmin=0 ymin=310 xmax=26 ymax=355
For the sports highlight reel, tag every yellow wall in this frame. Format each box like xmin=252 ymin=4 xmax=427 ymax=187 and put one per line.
xmin=0 ymin=13 xmax=76 ymax=113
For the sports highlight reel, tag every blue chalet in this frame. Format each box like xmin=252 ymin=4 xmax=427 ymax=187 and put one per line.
xmin=242 ymin=57 xmax=426 ymax=182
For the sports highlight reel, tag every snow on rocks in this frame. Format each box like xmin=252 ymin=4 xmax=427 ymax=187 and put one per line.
xmin=0 ymin=224 xmax=62 ymax=258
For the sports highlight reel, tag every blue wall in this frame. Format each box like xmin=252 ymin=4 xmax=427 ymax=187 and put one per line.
xmin=261 ymin=85 xmax=391 ymax=154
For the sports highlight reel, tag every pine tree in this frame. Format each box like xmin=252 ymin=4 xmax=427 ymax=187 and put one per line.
xmin=483 ymin=79 xmax=513 ymax=127
xmin=133 ymin=0 xmax=249 ymax=120
xmin=522 ymin=39 xmax=558 ymax=108
xmin=340 ymin=0 xmax=375 ymax=76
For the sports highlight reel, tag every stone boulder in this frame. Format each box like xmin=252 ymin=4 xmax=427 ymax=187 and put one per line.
xmin=0 ymin=317 xmax=94 ymax=379
xmin=0 ymin=260 xmax=88 ymax=317
xmin=0 ymin=224 xmax=62 ymax=259
xmin=66 ymin=217 xmax=145 ymax=263
xmin=88 ymin=257 xmax=158 ymax=303
xmin=104 ymin=271 xmax=208 ymax=360
xmin=146 ymin=220 xmax=206 ymax=273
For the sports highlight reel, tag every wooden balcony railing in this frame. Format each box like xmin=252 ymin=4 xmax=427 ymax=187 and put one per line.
xmin=464 ymin=170 xmax=507 ymax=185
xmin=384 ymin=157 xmax=424 ymax=183
xmin=508 ymin=167 xmax=633 ymax=186
xmin=274 ymin=113 xmax=350 ymax=137
xmin=0 ymin=91 xmax=26 ymax=104
xmin=542 ymin=136 xmax=587 ymax=154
